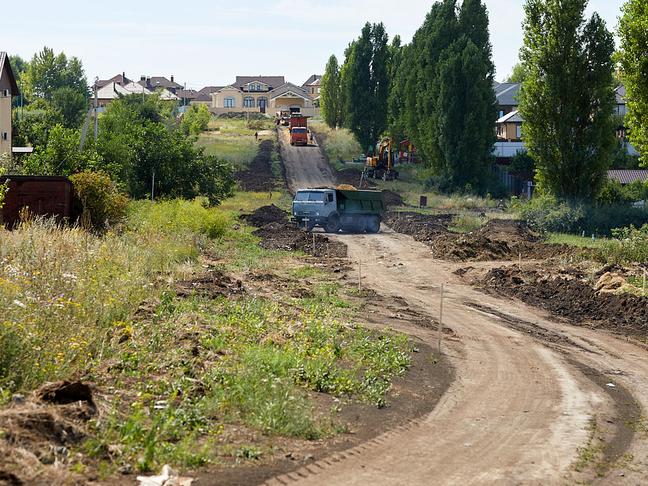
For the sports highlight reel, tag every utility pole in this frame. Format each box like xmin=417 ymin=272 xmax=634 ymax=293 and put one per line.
xmin=93 ymin=77 xmax=99 ymax=140
xmin=151 ymin=170 xmax=155 ymax=201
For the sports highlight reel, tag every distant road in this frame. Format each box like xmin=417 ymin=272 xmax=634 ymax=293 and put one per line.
xmin=277 ymin=127 xmax=336 ymax=194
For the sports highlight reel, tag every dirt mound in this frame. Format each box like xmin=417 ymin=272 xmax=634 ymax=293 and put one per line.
xmin=383 ymin=190 xmax=404 ymax=207
xmin=240 ymin=204 xmax=288 ymax=227
xmin=176 ymin=270 xmax=245 ymax=299
xmin=237 ymin=140 xmax=279 ymax=192
xmin=336 ymin=169 xmax=376 ymax=189
xmin=253 ymin=222 xmax=347 ymax=258
xmin=386 ymin=212 xmax=580 ymax=262
xmin=484 ymin=266 xmax=648 ymax=338
xmin=35 ymin=381 xmax=94 ymax=408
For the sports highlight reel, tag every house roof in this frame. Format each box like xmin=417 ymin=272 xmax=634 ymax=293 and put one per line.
xmin=615 ymin=85 xmax=627 ymax=104
xmin=0 ymin=52 xmax=20 ymax=95
xmin=302 ymin=75 xmax=322 ymax=87
xmin=96 ymin=82 xmax=131 ymax=99
xmin=157 ymin=88 xmax=179 ymax=101
xmin=496 ymin=110 xmax=524 ymax=124
xmin=123 ymin=82 xmax=152 ymax=95
xmin=198 ymin=86 xmax=223 ymax=95
xmin=607 ymin=170 xmax=648 ymax=185
xmin=495 ymin=82 xmax=521 ymax=106
xmin=233 ymin=76 xmax=285 ymax=89
xmin=96 ymin=73 xmax=131 ymax=89
xmin=176 ymin=89 xmax=198 ymax=99
xmin=193 ymin=93 xmax=213 ymax=102
xmin=269 ymin=82 xmax=310 ymax=101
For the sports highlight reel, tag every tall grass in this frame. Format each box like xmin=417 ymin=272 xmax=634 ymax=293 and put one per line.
xmin=0 ymin=200 xmax=230 ymax=392
xmin=310 ymin=122 xmax=363 ymax=167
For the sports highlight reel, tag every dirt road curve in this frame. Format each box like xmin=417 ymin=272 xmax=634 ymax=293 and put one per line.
xmin=271 ymin=133 xmax=648 ymax=485
xmin=278 ymin=127 xmax=336 ymax=194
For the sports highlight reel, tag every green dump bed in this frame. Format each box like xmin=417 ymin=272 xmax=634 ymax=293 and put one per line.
xmin=336 ymin=189 xmax=385 ymax=215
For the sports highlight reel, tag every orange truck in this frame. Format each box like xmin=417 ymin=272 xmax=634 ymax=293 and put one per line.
xmin=289 ymin=115 xmax=309 ymax=146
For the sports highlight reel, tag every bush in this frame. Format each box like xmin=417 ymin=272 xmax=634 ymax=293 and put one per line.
xmin=601 ymin=225 xmax=648 ymax=264
xmin=128 ymin=199 xmax=230 ymax=239
xmin=70 ymin=171 xmax=128 ymax=231
xmin=514 ymin=193 xmax=648 ymax=236
xmin=181 ymin=104 xmax=211 ymax=136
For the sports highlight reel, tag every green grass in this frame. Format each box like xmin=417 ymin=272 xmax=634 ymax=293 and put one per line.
xmin=196 ymin=118 xmax=276 ymax=170
xmin=547 ymin=233 xmax=608 ymax=249
xmin=0 ymin=194 xmax=414 ymax=479
xmin=310 ymin=121 xmax=363 ymax=168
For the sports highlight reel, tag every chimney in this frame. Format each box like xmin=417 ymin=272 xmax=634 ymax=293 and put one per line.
xmin=171 ymin=75 xmax=174 ymax=83
xmin=141 ymin=75 xmax=146 ymax=81
xmin=122 ymin=71 xmax=126 ymax=81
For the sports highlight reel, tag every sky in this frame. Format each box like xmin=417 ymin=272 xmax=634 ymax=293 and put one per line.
xmin=2 ymin=0 xmax=625 ymax=90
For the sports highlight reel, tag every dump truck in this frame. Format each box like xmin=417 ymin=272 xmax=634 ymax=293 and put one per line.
xmin=289 ymin=115 xmax=309 ymax=146
xmin=292 ymin=188 xmax=385 ymax=233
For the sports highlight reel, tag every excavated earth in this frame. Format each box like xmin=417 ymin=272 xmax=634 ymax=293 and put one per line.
xmin=481 ymin=265 xmax=648 ymax=340
xmin=236 ymin=140 xmax=279 ymax=192
xmin=385 ymin=211 xmax=583 ymax=261
xmin=243 ymin=205 xmax=348 ymax=258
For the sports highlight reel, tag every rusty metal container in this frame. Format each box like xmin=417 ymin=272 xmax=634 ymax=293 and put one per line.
xmin=1 ymin=175 xmax=74 ymax=228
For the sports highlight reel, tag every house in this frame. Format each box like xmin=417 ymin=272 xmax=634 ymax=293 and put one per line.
xmin=493 ymin=82 xmax=639 ymax=159
xmin=302 ymin=75 xmax=322 ymax=98
xmin=122 ymin=82 xmax=153 ymax=96
xmin=137 ymin=75 xmax=183 ymax=94
xmin=95 ymin=73 xmax=131 ymax=90
xmin=607 ymin=170 xmax=648 ymax=185
xmin=96 ymin=81 xmax=132 ymax=106
xmin=0 ymin=52 xmax=19 ymax=156
xmin=210 ymin=76 xmax=318 ymax=115
xmin=494 ymin=82 xmax=521 ymax=119
xmin=192 ymin=86 xmax=223 ymax=105
xmin=176 ymin=89 xmax=198 ymax=105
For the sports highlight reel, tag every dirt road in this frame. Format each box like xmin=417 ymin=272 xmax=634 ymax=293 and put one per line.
xmin=271 ymin=135 xmax=648 ymax=484
xmin=278 ymin=127 xmax=336 ymax=194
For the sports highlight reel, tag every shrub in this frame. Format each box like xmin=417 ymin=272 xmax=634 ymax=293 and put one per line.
xmin=70 ymin=171 xmax=128 ymax=231
xmin=514 ymin=193 xmax=648 ymax=236
xmin=601 ymin=225 xmax=648 ymax=264
xmin=128 ymin=199 xmax=230 ymax=239
xmin=181 ymin=104 xmax=211 ymax=136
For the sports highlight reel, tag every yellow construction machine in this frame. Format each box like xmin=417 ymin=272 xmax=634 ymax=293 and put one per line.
xmin=364 ymin=138 xmax=399 ymax=181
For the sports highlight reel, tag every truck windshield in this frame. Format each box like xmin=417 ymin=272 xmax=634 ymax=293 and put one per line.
xmin=295 ymin=192 xmax=326 ymax=202
xmin=292 ymin=128 xmax=307 ymax=133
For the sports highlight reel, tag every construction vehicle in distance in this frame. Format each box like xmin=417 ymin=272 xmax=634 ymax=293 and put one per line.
xmin=289 ymin=115 xmax=310 ymax=146
xmin=292 ymin=187 xmax=385 ymax=233
xmin=364 ymin=138 xmax=399 ymax=181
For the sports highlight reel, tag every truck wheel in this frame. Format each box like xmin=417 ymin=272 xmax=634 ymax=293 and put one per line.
xmin=366 ymin=216 xmax=381 ymax=234
xmin=325 ymin=214 xmax=341 ymax=233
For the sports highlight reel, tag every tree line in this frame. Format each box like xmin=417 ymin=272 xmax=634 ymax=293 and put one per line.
xmin=7 ymin=47 xmax=233 ymax=207
xmin=320 ymin=0 xmax=648 ymax=201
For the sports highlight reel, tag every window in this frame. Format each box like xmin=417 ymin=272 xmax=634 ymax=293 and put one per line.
xmin=516 ymin=125 xmax=522 ymax=139
xmin=244 ymin=96 xmax=255 ymax=108
xmin=224 ymin=97 xmax=235 ymax=108
xmin=257 ymin=97 xmax=268 ymax=108
xmin=1 ymin=89 xmax=9 ymax=97
xmin=1 ymin=132 xmax=7 ymax=141
xmin=498 ymin=110 xmax=504 ymax=119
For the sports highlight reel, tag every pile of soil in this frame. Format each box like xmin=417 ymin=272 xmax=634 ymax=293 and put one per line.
xmin=176 ymin=270 xmax=245 ymax=299
xmin=236 ymin=140 xmax=278 ymax=192
xmin=243 ymin=206 xmax=347 ymax=258
xmin=336 ymin=169 xmax=374 ymax=189
xmin=484 ymin=266 xmax=648 ymax=338
xmin=0 ymin=381 xmax=96 ymax=483
xmin=240 ymin=204 xmax=287 ymax=227
xmin=386 ymin=212 xmax=578 ymax=262
xmin=383 ymin=190 xmax=405 ymax=207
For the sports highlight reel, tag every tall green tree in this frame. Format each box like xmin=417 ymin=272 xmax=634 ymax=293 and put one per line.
xmin=320 ymin=55 xmax=341 ymax=128
xmin=51 ymin=86 xmax=88 ymax=128
xmin=22 ymin=47 xmax=88 ymax=102
xmin=619 ymin=0 xmax=648 ymax=165
xmin=505 ymin=62 xmax=529 ymax=83
xmin=435 ymin=0 xmax=497 ymax=190
xmin=519 ymin=0 xmax=616 ymax=199
xmin=342 ymin=22 xmax=390 ymax=151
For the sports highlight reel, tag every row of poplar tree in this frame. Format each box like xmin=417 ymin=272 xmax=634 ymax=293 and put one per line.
xmin=320 ymin=0 xmax=648 ymax=200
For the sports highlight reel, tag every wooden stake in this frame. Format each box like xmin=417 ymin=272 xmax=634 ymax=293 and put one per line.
xmin=358 ymin=260 xmax=362 ymax=290
xmin=438 ymin=284 xmax=445 ymax=354
xmin=643 ymin=268 xmax=646 ymax=295
xmin=312 ymin=232 xmax=316 ymax=254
